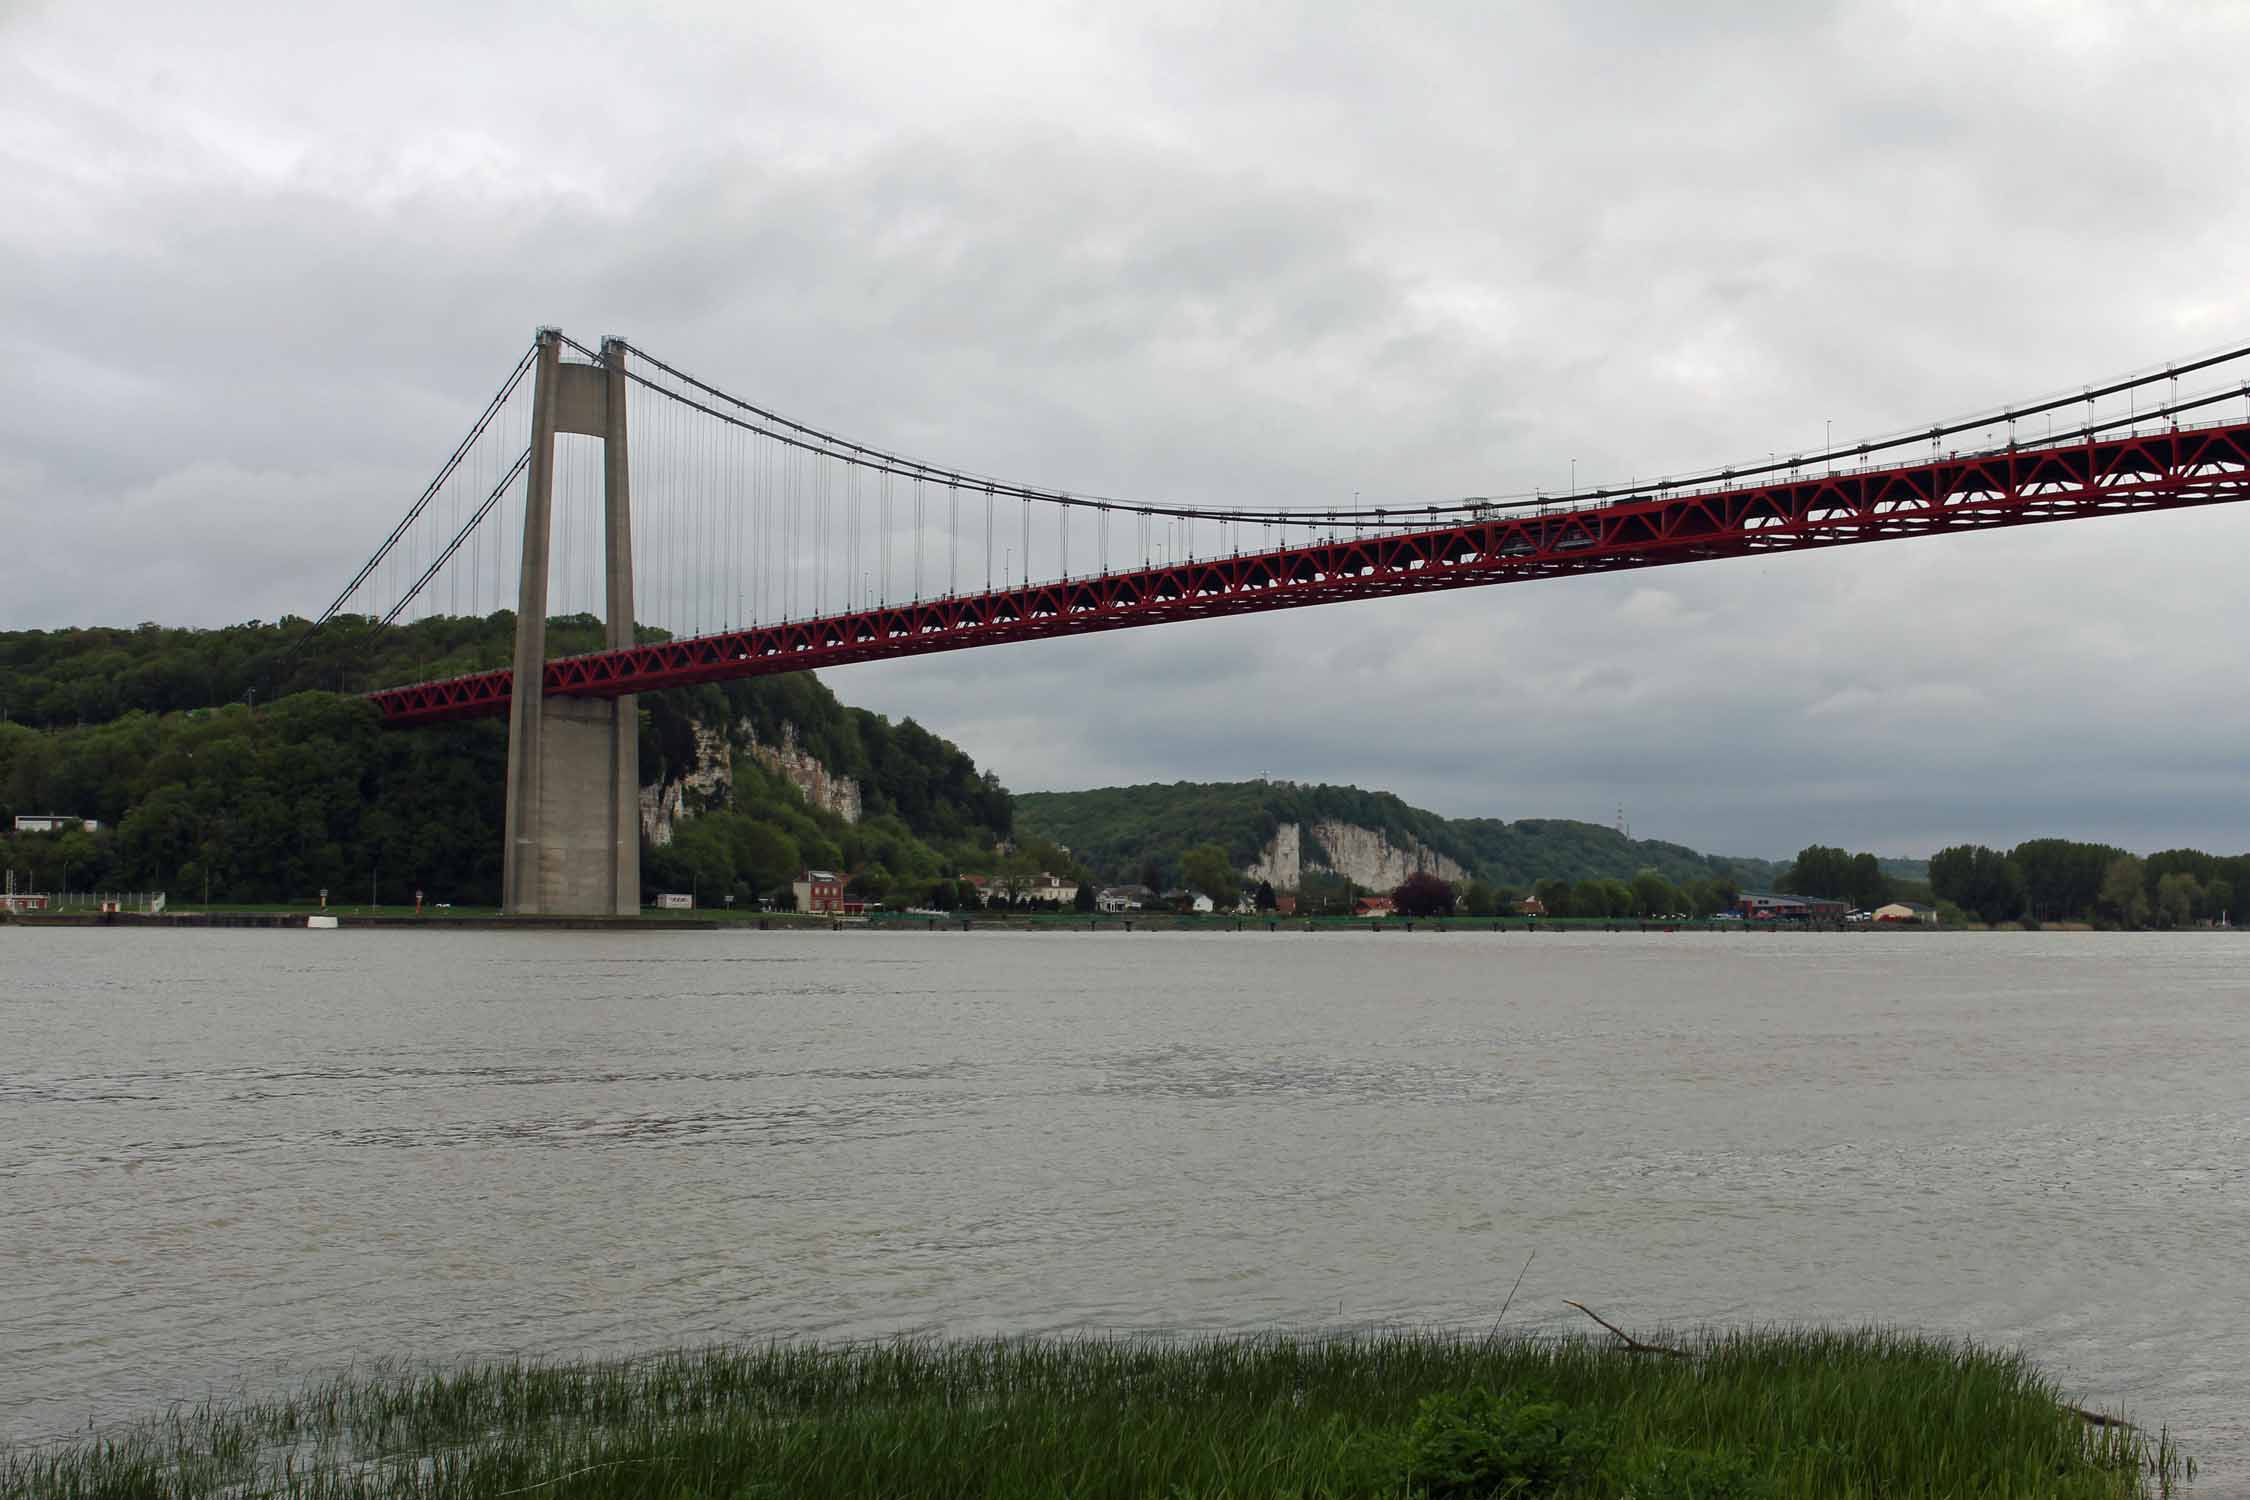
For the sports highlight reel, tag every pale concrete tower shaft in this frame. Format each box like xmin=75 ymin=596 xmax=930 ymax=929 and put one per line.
xmin=501 ymin=330 xmax=641 ymax=915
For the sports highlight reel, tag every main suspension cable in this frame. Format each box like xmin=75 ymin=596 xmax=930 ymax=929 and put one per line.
xmin=591 ymin=332 xmax=2250 ymax=530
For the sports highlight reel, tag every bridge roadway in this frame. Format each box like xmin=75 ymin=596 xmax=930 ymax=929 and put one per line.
xmin=368 ymin=416 xmax=2250 ymax=727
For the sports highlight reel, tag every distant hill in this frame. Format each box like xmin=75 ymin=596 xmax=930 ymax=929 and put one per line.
xmin=1444 ymin=816 xmax=1780 ymax=890
xmin=1015 ymin=779 xmax=1781 ymax=891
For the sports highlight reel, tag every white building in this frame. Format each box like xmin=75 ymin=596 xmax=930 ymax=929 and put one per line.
xmin=1027 ymin=873 xmax=1079 ymax=905
xmin=1097 ymin=884 xmax=1156 ymax=912
xmin=13 ymin=815 xmax=99 ymax=834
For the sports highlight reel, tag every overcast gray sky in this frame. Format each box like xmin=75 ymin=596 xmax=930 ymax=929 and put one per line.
xmin=5 ymin=0 xmax=2248 ymax=859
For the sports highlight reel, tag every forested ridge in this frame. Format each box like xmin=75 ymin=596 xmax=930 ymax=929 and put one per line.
xmin=0 ymin=613 xmax=587 ymax=727
xmin=1015 ymin=780 xmax=1785 ymax=891
xmin=0 ymin=616 xmax=1009 ymax=907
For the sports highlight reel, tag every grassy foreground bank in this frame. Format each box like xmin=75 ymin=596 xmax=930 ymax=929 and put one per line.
xmin=1 ymin=1331 xmax=2186 ymax=1499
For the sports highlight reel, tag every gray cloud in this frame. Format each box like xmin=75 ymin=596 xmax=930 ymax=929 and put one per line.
xmin=4 ymin=0 xmax=2248 ymax=859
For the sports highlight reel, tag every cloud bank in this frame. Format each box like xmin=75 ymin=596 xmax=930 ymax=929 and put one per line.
xmin=4 ymin=0 xmax=2247 ymax=856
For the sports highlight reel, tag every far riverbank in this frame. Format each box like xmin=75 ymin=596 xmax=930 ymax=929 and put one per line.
xmin=4 ymin=905 xmax=2209 ymax=935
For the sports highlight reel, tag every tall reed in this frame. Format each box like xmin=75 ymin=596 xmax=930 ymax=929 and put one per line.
xmin=0 ymin=1329 xmax=2188 ymax=1498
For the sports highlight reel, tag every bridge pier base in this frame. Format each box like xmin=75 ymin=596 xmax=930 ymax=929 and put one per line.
xmin=506 ymin=694 xmax=639 ymax=915
xmin=501 ymin=329 xmax=640 ymax=917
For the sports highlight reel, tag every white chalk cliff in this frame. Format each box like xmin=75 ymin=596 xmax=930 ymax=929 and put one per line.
xmin=1243 ymin=819 xmax=1467 ymax=890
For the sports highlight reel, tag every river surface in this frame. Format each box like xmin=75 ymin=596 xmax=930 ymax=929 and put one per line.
xmin=3 ymin=927 xmax=2246 ymax=1488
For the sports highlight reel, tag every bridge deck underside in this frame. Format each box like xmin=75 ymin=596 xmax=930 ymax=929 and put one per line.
xmin=369 ymin=421 xmax=2250 ymax=727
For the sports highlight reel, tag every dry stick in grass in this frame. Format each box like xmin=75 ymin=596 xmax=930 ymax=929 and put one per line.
xmin=1561 ymin=1301 xmax=1696 ymax=1359
xmin=1488 ymin=1251 xmax=1535 ymax=1337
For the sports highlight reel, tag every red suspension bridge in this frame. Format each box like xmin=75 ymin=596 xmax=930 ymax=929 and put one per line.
xmin=304 ymin=330 xmax=2250 ymax=912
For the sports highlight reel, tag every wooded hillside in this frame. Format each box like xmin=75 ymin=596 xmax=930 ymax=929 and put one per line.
xmin=1015 ymin=779 xmax=1782 ymax=891
xmin=0 ymin=617 xmax=1010 ymax=908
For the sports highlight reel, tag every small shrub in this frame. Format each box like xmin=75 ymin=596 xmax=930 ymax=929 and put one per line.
xmin=1397 ymin=1388 xmax=1610 ymax=1496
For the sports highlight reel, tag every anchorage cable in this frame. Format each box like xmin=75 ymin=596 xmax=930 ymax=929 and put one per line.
xmin=294 ymin=341 xmax=539 ymax=653
xmin=382 ymin=447 xmax=533 ymax=627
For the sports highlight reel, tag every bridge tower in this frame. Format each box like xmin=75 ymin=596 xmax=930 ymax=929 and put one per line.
xmin=501 ymin=329 xmax=640 ymax=916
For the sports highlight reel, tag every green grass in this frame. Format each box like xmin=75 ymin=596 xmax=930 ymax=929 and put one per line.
xmin=0 ymin=1330 xmax=2189 ymax=1498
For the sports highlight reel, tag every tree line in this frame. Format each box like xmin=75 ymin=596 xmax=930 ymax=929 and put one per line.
xmin=1930 ymin=839 xmax=2244 ymax=928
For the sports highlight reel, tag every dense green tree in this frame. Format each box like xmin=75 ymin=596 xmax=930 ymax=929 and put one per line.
xmin=1074 ymin=881 xmax=1097 ymax=912
xmin=1928 ymin=846 xmax=1975 ymax=906
xmin=1779 ymin=844 xmax=1853 ymax=899
xmin=1844 ymin=853 xmax=1891 ymax=909
xmin=1532 ymin=877 xmax=1572 ymax=917
xmin=1294 ymin=871 xmax=1353 ymax=916
xmin=1179 ymin=843 xmax=1240 ymax=909
xmin=2218 ymin=857 xmax=2250 ymax=914
xmin=1628 ymin=869 xmax=1679 ymax=918
xmin=2155 ymin=872 xmax=2202 ymax=928
xmin=1685 ymin=874 xmax=1740 ymax=918
xmin=2010 ymin=838 xmax=2122 ymax=923
xmin=1461 ymin=879 xmax=1497 ymax=918
xmin=1930 ymin=844 xmax=2024 ymax=925
xmin=2143 ymin=848 xmax=2218 ymax=911
xmin=1776 ymin=845 xmax=1892 ymax=907
xmin=1253 ymin=879 xmax=1277 ymax=912
xmin=2098 ymin=854 xmax=2149 ymax=929
xmin=659 ymin=820 xmax=737 ymax=903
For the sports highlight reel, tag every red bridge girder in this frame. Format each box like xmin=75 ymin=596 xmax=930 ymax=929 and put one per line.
xmin=368 ymin=419 xmax=2250 ymax=727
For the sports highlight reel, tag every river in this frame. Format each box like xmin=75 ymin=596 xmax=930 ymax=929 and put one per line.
xmin=3 ymin=927 xmax=2245 ymax=1489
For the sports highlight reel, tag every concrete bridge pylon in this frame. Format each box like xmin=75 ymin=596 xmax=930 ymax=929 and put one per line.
xmin=501 ymin=329 xmax=640 ymax=916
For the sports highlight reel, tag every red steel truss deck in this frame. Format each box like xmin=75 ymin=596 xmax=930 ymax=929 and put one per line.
xmin=369 ymin=419 xmax=2250 ymax=727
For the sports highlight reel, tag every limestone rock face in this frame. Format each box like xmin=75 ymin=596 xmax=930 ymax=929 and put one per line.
xmin=1243 ymin=822 xmax=1304 ymax=890
xmin=638 ymin=717 xmax=863 ymax=847
xmin=746 ymin=721 xmax=863 ymax=825
xmin=639 ymin=721 xmax=733 ymax=848
xmin=1243 ymin=819 xmax=1466 ymax=891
